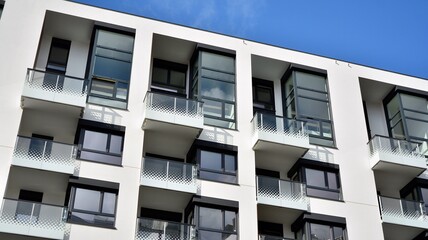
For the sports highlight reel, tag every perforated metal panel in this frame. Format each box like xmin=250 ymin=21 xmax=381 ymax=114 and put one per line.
xmin=136 ymin=218 xmax=196 ymax=240
xmin=12 ymin=136 xmax=77 ymax=174
xmin=379 ymin=196 xmax=428 ymax=228
xmin=369 ymin=136 xmax=425 ymax=159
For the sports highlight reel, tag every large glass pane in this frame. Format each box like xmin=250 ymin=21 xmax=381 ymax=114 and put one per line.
xmin=333 ymin=227 xmax=345 ymax=240
xmin=90 ymin=80 xmax=114 ymax=97
xmin=95 ymin=47 xmax=132 ymax=62
xmin=224 ymin=154 xmax=236 ymax=173
xmin=73 ymin=188 xmax=101 ymax=212
xmin=306 ymin=187 xmax=341 ymax=200
xmin=116 ymin=82 xmax=128 ymax=100
xmin=93 ymin=56 xmax=132 ymax=81
xmin=152 ymin=67 xmax=168 ymax=85
xmin=109 ymin=135 xmax=123 ymax=154
xmin=420 ymin=188 xmax=428 ymax=202
xmin=386 ymin=95 xmax=401 ymax=117
xmin=404 ymin=110 xmax=428 ymax=121
xmin=203 ymin=99 xmax=223 ymax=118
xmin=305 ymin=168 xmax=326 ymax=188
xmin=199 ymin=171 xmax=236 ymax=184
xmin=170 ymin=70 xmax=186 ymax=87
xmin=199 ymin=207 xmax=222 ymax=230
xmin=201 ymin=52 xmax=235 ymax=73
xmin=199 ymin=230 xmax=222 ymax=240
xmin=391 ymin=120 xmax=405 ymax=139
xmin=201 ymin=69 xmax=235 ymax=82
xmin=401 ymin=94 xmax=428 ymax=113
xmin=327 ymin=172 xmax=338 ymax=189
xmin=200 ymin=151 xmax=222 ymax=171
xmin=49 ymin=45 xmax=69 ymax=66
xmin=97 ymin=30 xmax=134 ymax=52
xmin=298 ymin=97 xmax=330 ymax=120
xmin=298 ymin=88 xmax=328 ymax=101
xmin=224 ymin=211 xmax=236 ymax=232
xmin=201 ymin=78 xmax=235 ymax=101
xmin=295 ymin=72 xmax=326 ymax=92
xmin=225 ymin=103 xmax=235 ymax=120
xmin=83 ymin=130 xmax=108 ymax=152
xmin=256 ymin=86 xmax=274 ymax=103
xmin=406 ymin=119 xmax=428 ymax=140
xmin=310 ymin=223 xmax=331 ymax=240
xmin=101 ymin=192 xmax=116 ymax=214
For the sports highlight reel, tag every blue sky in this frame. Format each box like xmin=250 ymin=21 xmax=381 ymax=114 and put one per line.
xmin=72 ymin=0 xmax=428 ymax=79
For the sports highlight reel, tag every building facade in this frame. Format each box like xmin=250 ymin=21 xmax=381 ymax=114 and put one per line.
xmin=0 ymin=0 xmax=427 ymax=239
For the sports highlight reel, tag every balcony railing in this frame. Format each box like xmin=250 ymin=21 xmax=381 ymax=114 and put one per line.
xmin=143 ymin=92 xmax=204 ymax=129
xmin=368 ymin=135 xmax=426 ymax=169
xmin=257 ymin=176 xmax=308 ymax=211
xmin=251 ymin=113 xmax=310 ymax=152
xmin=0 ymin=198 xmax=67 ymax=239
xmin=22 ymin=68 xmax=88 ymax=107
xmin=141 ymin=157 xmax=198 ymax=193
xmin=136 ymin=218 xmax=196 ymax=240
xmin=378 ymin=196 xmax=428 ymax=229
xmin=12 ymin=136 xmax=76 ymax=174
xmin=259 ymin=234 xmax=295 ymax=240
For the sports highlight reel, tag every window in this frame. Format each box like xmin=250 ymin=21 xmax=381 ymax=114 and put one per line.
xmin=384 ymin=90 xmax=428 ymax=148
xmin=198 ymin=207 xmax=237 ymax=240
xmin=288 ymin=159 xmax=341 ymax=201
xmin=401 ymin=179 xmax=428 ymax=214
xmin=253 ymin=78 xmax=275 ymax=113
xmin=67 ymin=185 xmax=117 ymax=228
xmin=46 ymin=38 xmax=71 ymax=73
xmin=151 ymin=59 xmax=187 ymax=95
xmin=198 ymin=150 xmax=237 ymax=184
xmin=292 ymin=213 xmax=347 ymax=240
xmin=76 ymin=119 xmax=125 ymax=166
xmin=191 ymin=49 xmax=236 ymax=129
xmin=283 ymin=66 xmax=334 ymax=147
xmin=87 ymin=28 xmax=134 ymax=109
xmin=16 ymin=190 xmax=43 ymax=223
xmin=0 ymin=4 xmax=4 ymax=19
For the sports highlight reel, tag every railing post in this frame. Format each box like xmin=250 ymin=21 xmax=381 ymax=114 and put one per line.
xmin=378 ymin=136 xmax=382 ymax=151
xmin=173 ymin=97 xmax=177 ymax=114
xmin=398 ymin=140 xmax=402 ymax=153
xmin=260 ymin=113 xmax=264 ymax=130
xmin=162 ymin=221 xmax=167 ymax=240
xmin=399 ymin=198 xmax=405 ymax=218
xmin=29 ymin=202 xmax=35 ymax=224
xmin=166 ymin=161 xmax=170 ymax=181
xmin=42 ymin=140 xmax=47 ymax=159
xmin=55 ymin=75 xmax=60 ymax=90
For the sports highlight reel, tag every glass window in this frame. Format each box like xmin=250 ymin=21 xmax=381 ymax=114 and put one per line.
xmin=79 ymin=128 xmax=124 ymax=165
xmin=283 ymin=69 xmax=334 ymax=147
xmin=253 ymin=79 xmax=275 ymax=112
xmin=88 ymin=29 xmax=134 ymax=109
xmin=151 ymin=59 xmax=187 ymax=94
xmin=304 ymin=167 xmax=341 ymax=200
xmin=68 ymin=186 xmax=117 ymax=228
xmin=192 ymin=50 xmax=236 ymax=129
xmin=197 ymin=206 xmax=238 ymax=239
xmin=46 ymin=38 xmax=71 ymax=73
xmin=198 ymin=149 xmax=237 ymax=184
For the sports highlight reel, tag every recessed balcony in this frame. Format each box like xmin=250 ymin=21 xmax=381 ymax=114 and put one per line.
xmin=368 ymin=136 xmax=426 ymax=177
xmin=21 ymin=69 xmax=87 ymax=113
xmin=259 ymin=234 xmax=295 ymax=240
xmin=12 ymin=136 xmax=77 ymax=175
xmin=135 ymin=218 xmax=196 ymax=240
xmin=257 ymin=176 xmax=309 ymax=211
xmin=0 ymin=198 xmax=68 ymax=240
xmin=140 ymin=157 xmax=198 ymax=194
xmin=378 ymin=196 xmax=428 ymax=229
xmin=251 ymin=113 xmax=310 ymax=159
xmin=142 ymin=91 xmax=203 ymax=134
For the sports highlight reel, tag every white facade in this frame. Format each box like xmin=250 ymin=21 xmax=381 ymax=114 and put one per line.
xmin=0 ymin=1 xmax=427 ymax=240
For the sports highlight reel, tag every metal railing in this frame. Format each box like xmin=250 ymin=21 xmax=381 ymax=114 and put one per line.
xmin=257 ymin=176 xmax=308 ymax=206
xmin=13 ymin=136 xmax=76 ymax=171
xmin=0 ymin=198 xmax=67 ymax=233
xmin=136 ymin=217 xmax=196 ymax=240
xmin=24 ymin=68 xmax=88 ymax=100
xmin=368 ymin=135 xmax=425 ymax=158
xmin=144 ymin=92 xmax=204 ymax=120
xmin=141 ymin=157 xmax=198 ymax=192
xmin=251 ymin=112 xmax=308 ymax=139
xmin=259 ymin=234 xmax=295 ymax=240
xmin=378 ymin=196 xmax=427 ymax=223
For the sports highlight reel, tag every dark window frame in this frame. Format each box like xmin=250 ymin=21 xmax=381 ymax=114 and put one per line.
xmin=291 ymin=213 xmax=347 ymax=240
xmin=86 ymin=26 xmax=135 ymax=109
xmin=66 ymin=183 xmax=118 ymax=228
xmin=75 ymin=119 xmax=125 ymax=166
xmin=196 ymin=206 xmax=238 ymax=238
xmin=151 ymin=58 xmax=187 ymax=96
xmin=282 ymin=65 xmax=335 ymax=147
xmin=190 ymin=47 xmax=237 ymax=129
xmin=253 ymin=78 xmax=275 ymax=114
xmin=197 ymin=149 xmax=237 ymax=184
xmin=46 ymin=37 xmax=71 ymax=74
xmin=383 ymin=88 xmax=428 ymax=145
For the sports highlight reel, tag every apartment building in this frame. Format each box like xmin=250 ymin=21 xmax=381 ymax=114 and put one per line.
xmin=0 ymin=0 xmax=427 ymax=239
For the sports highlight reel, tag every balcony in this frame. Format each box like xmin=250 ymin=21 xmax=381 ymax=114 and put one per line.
xmin=257 ymin=176 xmax=309 ymax=211
xmin=0 ymin=198 xmax=67 ymax=239
xmin=379 ymin=196 xmax=428 ymax=229
xmin=368 ymin=136 xmax=426 ymax=176
xmin=12 ymin=136 xmax=76 ymax=174
xmin=141 ymin=157 xmax=198 ymax=194
xmin=251 ymin=113 xmax=309 ymax=159
xmin=259 ymin=234 xmax=295 ymax=240
xmin=143 ymin=92 xmax=203 ymax=132
xmin=21 ymin=69 xmax=87 ymax=112
xmin=135 ymin=218 xmax=196 ymax=240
